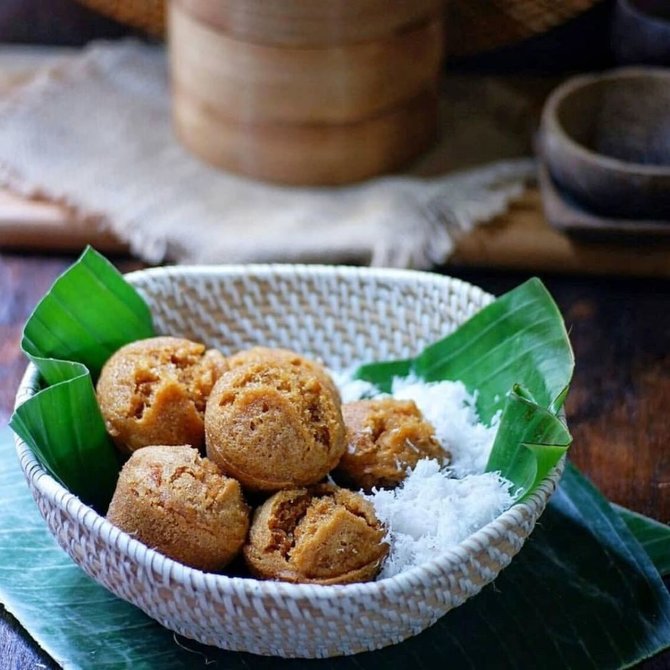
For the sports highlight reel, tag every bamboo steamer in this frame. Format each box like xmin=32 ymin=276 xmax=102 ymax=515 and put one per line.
xmin=170 ymin=6 xmax=443 ymax=124
xmin=173 ymin=85 xmax=439 ymax=186
xmin=169 ymin=1 xmax=444 ymax=185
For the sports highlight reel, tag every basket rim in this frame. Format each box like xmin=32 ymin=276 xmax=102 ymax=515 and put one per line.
xmin=13 ymin=263 xmax=564 ymax=601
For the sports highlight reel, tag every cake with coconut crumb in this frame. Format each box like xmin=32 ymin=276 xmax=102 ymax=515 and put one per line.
xmin=336 ymin=398 xmax=449 ymax=490
xmin=244 ymin=484 xmax=388 ymax=584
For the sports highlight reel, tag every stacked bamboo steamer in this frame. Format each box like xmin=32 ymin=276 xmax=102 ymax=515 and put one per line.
xmin=168 ymin=0 xmax=444 ymax=185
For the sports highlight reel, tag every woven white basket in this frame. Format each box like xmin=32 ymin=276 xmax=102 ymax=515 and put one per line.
xmin=14 ymin=265 xmax=563 ymax=658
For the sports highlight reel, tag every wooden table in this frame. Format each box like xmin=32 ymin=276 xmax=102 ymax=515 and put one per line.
xmin=2 ymin=251 xmax=670 ymax=668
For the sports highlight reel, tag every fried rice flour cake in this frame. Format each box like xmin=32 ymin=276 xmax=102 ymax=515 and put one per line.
xmin=336 ymin=398 xmax=449 ymax=490
xmin=96 ymin=336 xmax=228 ymax=454
xmin=205 ymin=354 xmax=345 ymax=492
xmin=244 ymin=484 xmax=388 ymax=584
xmin=106 ymin=445 xmax=249 ymax=572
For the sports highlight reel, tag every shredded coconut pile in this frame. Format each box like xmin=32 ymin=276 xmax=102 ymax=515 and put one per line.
xmin=334 ymin=370 xmax=513 ymax=578
xmin=333 ymin=375 xmax=379 ymax=404
xmin=334 ymin=372 xmax=499 ymax=476
xmin=391 ymin=376 xmax=499 ymax=477
xmin=368 ymin=460 xmax=514 ymax=579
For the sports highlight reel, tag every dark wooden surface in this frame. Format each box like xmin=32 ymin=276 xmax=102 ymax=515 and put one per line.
xmin=2 ymin=251 xmax=670 ymax=668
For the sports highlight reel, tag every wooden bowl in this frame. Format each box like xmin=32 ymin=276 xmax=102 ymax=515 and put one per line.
xmin=539 ymin=68 xmax=670 ymax=219
xmin=613 ymin=0 xmax=670 ymax=65
xmin=173 ymin=85 xmax=439 ymax=186
xmin=169 ymin=3 xmax=443 ymax=125
xmin=174 ymin=0 xmax=442 ymax=46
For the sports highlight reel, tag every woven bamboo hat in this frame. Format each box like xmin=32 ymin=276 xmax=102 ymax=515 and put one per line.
xmin=445 ymin=0 xmax=604 ymax=58
xmin=74 ymin=0 xmax=164 ymax=36
xmin=75 ymin=0 xmax=603 ymax=56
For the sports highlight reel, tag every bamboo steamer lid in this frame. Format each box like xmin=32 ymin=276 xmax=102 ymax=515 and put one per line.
xmin=170 ymin=5 xmax=444 ymax=125
xmin=173 ymin=85 xmax=439 ymax=186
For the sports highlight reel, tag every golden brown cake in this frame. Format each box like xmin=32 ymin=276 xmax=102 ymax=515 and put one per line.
xmin=96 ymin=336 xmax=228 ymax=454
xmin=106 ymin=445 xmax=249 ymax=572
xmin=336 ymin=398 xmax=448 ymax=490
xmin=228 ymin=347 xmax=340 ymax=401
xmin=243 ymin=484 xmax=388 ymax=584
xmin=205 ymin=356 xmax=345 ymax=492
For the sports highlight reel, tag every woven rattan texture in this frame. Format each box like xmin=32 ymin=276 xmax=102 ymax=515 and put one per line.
xmin=75 ymin=0 xmax=164 ymax=35
xmin=15 ymin=266 xmax=562 ymax=657
xmin=446 ymin=0 xmax=602 ymax=58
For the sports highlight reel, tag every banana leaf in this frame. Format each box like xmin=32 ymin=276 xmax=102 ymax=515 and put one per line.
xmin=615 ymin=504 xmax=670 ymax=578
xmin=355 ymin=278 xmax=574 ymax=500
xmin=486 ymin=385 xmax=571 ymax=500
xmin=2 ymin=429 xmax=669 ymax=670
xmin=21 ymin=246 xmax=154 ymax=380
xmin=355 ymin=277 xmax=573 ymax=421
xmin=9 ymin=247 xmax=155 ymax=510
xmin=9 ymin=359 xmax=118 ymax=512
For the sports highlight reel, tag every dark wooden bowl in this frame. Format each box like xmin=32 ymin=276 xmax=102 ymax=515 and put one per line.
xmin=539 ymin=68 xmax=670 ymax=220
xmin=613 ymin=0 xmax=670 ymax=66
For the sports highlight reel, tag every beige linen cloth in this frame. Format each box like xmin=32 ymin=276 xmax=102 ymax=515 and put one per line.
xmin=0 ymin=41 xmax=535 ymax=267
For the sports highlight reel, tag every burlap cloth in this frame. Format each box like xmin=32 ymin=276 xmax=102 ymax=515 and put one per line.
xmin=0 ymin=41 xmax=535 ymax=267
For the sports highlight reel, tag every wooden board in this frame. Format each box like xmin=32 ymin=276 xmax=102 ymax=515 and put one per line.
xmin=451 ymin=189 xmax=670 ymax=277
xmin=0 ymin=190 xmax=127 ymax=254
xmin=3 ymin=181 xmax=670 ymax=276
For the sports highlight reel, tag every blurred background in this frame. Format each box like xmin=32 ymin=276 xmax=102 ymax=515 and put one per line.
xmin=0 ymin=0 xmax=615 ymax=70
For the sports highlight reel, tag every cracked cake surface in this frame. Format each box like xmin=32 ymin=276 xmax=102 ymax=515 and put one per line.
xmin=336 ymin=398 xmax=449 ymax=491
xmin=243 ymin=483 xmax=388 ymax=584
xmin=106 ymin=445 xmax=249 ymax=571
xmin=96 ymin=336 xmax=228 ymax=453
xmin=205 ymin=352 xmax=345 ymax=492
xmin=228 ymin=347 xmax=341 ymax=401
